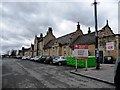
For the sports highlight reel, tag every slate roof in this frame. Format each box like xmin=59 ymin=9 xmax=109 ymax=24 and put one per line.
xmin=44 ymin=22 xmax=115 ymax=49
xmin=44 ymin=32 xmax=76 ymax=48
xmin=36 ymin=37 xmax=43 ymax=42
xmin=70 ymin=32 xmax=96 ymax=49
xmin=24 ymin=47 xmax=31 ymax=51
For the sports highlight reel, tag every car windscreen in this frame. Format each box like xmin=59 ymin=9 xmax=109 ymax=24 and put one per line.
xmin=42 ymin=56 xmax=47 ymax=58
xmin=54 ymin=56 xmax=60 ymax=59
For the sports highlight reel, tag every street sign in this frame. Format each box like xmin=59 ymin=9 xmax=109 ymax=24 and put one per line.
xmin=106 ymin=42 xmax=114 ymax=51
xmin=74 ymin=45 xmax=88 ymax=59
xmin=74 ymin=45 xmax=88 ymax=72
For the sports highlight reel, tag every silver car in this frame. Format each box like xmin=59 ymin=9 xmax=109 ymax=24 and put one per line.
xmin=22 ymin=56 xmax=30 ymax=60
xmin=34 ymin=56 xmax=41 ymax=61
xmin=53 ymin=56 xmax=66 ymax=66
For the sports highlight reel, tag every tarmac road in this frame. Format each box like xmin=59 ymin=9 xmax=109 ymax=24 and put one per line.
xmin=2 ymin=58 xmax=115 ymax=89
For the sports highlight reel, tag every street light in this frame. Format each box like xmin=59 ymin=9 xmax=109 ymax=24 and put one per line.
xmin=93 ymin=0 xmax=100 ymax=70
xmin=68 ymin=36 xmax=72 ymax=56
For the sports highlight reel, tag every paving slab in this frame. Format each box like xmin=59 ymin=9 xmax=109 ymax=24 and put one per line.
xmin=70 ymin=64 xmax=115 ymax=85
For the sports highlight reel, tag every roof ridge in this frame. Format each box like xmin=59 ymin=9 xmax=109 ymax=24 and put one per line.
xmin=56 ymin=32 xmax=75 ymax=39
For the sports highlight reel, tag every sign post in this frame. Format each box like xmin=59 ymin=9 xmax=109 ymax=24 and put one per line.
xmin=74 ymin=45 xmax=88 ymax=71
xmin=85 ymin=59 xmax=88 ymax=71
xmin=75 ymin=59 xmax=77 ymax=71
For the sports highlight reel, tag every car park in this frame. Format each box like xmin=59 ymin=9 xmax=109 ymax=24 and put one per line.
xmin=53 ymin=56 xmax=66 ymax=66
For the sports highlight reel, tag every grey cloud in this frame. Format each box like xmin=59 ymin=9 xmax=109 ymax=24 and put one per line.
xmin=1 ymin=1 xmax=117 ymax=54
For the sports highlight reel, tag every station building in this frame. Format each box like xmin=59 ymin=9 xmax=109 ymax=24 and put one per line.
xmin=18 ymin=20 xmax=120 ymax=61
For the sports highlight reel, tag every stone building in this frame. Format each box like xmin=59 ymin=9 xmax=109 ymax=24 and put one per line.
xmin=98 ymin=34 xmax=120 ymax=61
xmin=30 ymin=44 xmax=34 ymax=57
xmin=22 ymin=47 xmax=31 ymax=56
xmin=17 ymin=50 xmax=22 ymax=57
xmin=33 ymin=27 xmax=56 ymax=56
xmin=71 ymin=21 xmax=113 ymax=49
xmin=20 ymin=20 xmax=120 ymax=61
xmin=33 ymin=34 xmax=43 ymax=56
xmin=43 ymin=22 xmax=83 ymax=56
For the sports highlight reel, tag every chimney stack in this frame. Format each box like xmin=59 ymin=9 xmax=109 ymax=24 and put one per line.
xmin=88 ymin=27 xmax=91 ymax=34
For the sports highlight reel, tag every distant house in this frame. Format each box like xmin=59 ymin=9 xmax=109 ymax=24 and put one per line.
xmin=21 ymin=47 xmax=31 ymax=56
xmin=33 ymin=27 xmax=56 ymax=56
xmin=18 ymin=50 xmax=22 ymax=57
xmin=30 ymin=44 xmax=34 ymax=57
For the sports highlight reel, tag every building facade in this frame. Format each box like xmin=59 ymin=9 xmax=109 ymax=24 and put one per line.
xmin=98 ymin=34 xmax=120 ymax=60
xmin=20 ymin=20 xmax=119 ymax=61
xmin=43 ymin=22 xmax=83 ymax=56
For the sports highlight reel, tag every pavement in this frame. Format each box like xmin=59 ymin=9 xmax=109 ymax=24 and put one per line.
xmin=70 ymin=64 xmax=115 ymax=86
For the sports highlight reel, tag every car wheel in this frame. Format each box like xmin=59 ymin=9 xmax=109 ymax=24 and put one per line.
xmin=50 ymin=61 xmax=52 ymax=64
xmin=58 ymin=62 xmax=62 ymax=66
xmin=44 ymin=61 xmax=46 ymax=63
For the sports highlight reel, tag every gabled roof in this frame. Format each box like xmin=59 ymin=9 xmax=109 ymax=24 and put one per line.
xmin=18 ymin=50 xmax=22 ymax=53
xmin=44 ymin=39 xmax=55 ymax=48
xmin=35 ymin=34 xmax=43 ymax=43
xmin=44 ymin=32 xmax=76 ymax=49
xmin=36 ymin=37 xmax=43 ymax=42
xmin=44 ymin=20 xmax=115 ymax=49
xmin=99 ymin=20 xmax=114 ymax=35
xmin=24 ymin=47 xmax=31 ymax=51
xmin=31 ymin=44 xmax=34 ymax=50
xmin=100 ymin=34 xmax=120 ymax=38
xmin=70 ymin=27 xmax=116 ymax=49
xmin=56 ymin=32 xmax=75 ymax=45
xmin=70 ymin=32 xmax=95 ymax=49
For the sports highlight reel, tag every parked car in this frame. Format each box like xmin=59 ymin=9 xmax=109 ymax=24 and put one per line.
xmin=39 ymin=56 xmax=47 ymax=63
xmin=53 ymin=56 xmax=66 ymax=66
xmin=44 ymin=56 xmax=54 ymax=64
xmin=30 ymin=56 xmax=35 ymax=61
xmin=34 ymin=56 xmax=41 ymax=62
xmin=16 ymin=55 xmax=22 ymax=59
xmin=27 ymin=56 xmax=31 ymax=60
xmin=104 ymin=56 xmax=113 ymax=64
xmin=22 ymin=56 xmax=30 ymax=60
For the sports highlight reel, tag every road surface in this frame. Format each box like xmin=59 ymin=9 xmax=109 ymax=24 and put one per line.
xmin=2 ymin=58 xmax=115 ymax=89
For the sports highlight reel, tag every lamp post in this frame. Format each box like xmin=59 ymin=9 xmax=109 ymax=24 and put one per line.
xmin=93 ymin=0 xmax=100 ymax=70
xmin=68 ymin=36 xmax=72 ymax=56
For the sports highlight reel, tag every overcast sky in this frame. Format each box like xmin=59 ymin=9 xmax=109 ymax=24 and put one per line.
xmin=0 ymin=0 xmax=119 ymax=55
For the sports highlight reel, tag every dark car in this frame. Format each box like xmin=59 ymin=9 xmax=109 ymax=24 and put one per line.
xmin=39 ymin=56 xmax=47 ymax=63
xmin=104 ymin=56 xmax=113 ymax=64
xmin=114 ymin=57 xmax=120 ymax=90
xmin=44 ymin=56 xmax=54 ymax=64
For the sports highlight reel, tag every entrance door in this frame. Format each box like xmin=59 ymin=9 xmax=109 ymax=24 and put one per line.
xmin=99 ymin=51 xmax=104 ymax=64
